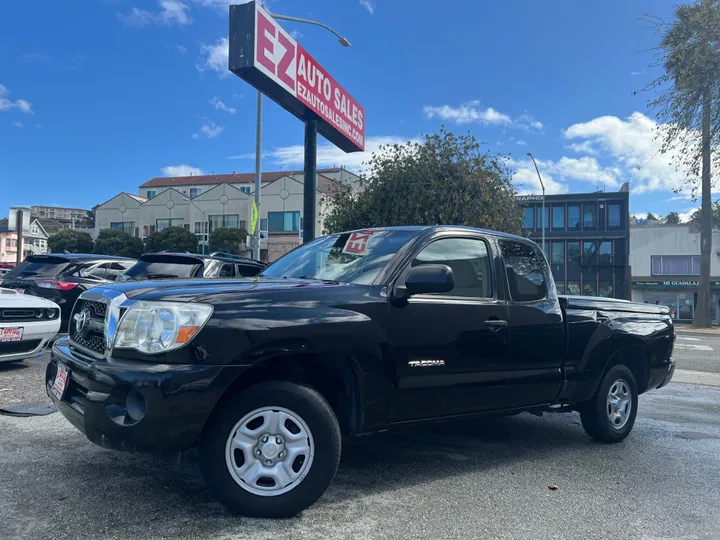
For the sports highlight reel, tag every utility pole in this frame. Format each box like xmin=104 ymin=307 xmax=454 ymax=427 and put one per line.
xmin=527 ymin=152 xmax=546 ymax=254
xmin=15 ymin=209 xmax=23 ymax=265
xmin=253 ymin=91 xmax=262 ymax=260
xmin=303 ymin=120 xmax=317 ymax=243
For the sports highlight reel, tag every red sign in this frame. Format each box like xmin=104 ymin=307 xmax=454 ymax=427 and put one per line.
xmin=229 ymin=2 xmax=365 ymax=153
xmin=342 ymin=231 xmax=375 ymax=256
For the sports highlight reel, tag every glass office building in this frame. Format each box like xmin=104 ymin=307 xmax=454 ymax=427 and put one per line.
xmin=517 ymin=188 xmax=631 ymax=299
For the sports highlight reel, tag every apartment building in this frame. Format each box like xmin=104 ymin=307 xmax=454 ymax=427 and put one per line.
xmin=32 ymin=206 xmax=92 ymax=223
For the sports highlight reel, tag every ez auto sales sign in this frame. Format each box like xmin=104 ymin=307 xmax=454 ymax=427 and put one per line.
xmin=229 ymin=1 xmax=365 ymax=152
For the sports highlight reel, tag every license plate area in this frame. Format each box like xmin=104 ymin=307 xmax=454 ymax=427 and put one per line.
xmin=0 ymin=327 xmax=24 ymax=342
xmin=51 ymin=363 xmax=70 ymax=400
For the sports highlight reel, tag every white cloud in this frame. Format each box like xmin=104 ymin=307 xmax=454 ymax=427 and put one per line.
xmin=162 ymin=164 xmax=205 ymax=177
xmin=630 ymin=71 xmax=646 ymax=76
xmin=567 ymin=140 xmax=597 ymax=155
xmin=509 ymin=157 xmax=568 ymax=195
xmin=359 ymin=0 xmax=375 ymax=14
xmin=258 ymin=135 xmax=423 ymax=171
xmin=677 ymin=209 xmax=696 ymax=223
xmin=227 ymin=153 xmax=257 ymax=160
xmin=552 ymin=156 xmax=620 ymax=188
xmin=192 ymin=118 xmax=224 ymax=139
xmin=563 ymin=112 xmax=698 ymax=195
xmin=12 ymin=121 xmax=23 ymax=128
xmin=290 ymin=30 xmax=303 ymax=40
xmin=0 ymin=84 xmax=33 ymax=114
xmin=198 ymin=37 xmax=229 ymax=76
xmin=516 ymin=113 xmax=543 ymax=132
xmin=209 ymin=96 xmax=236 ymax=114
xmin=119 ymin=0 xmax=191 ymax=27
xmin=176 ymin=44 xmax=187 ymax=54
xmin=423 ymin=101 xmax=512 ymax=125
xmin=516 ymin=139 xmax=527 ymax=146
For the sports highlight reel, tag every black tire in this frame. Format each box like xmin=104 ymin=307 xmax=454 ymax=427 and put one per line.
xmin=580 ymin=365 xmax=638 ymax=443
xmin=199 ymin=381 xmax=341 ymax=518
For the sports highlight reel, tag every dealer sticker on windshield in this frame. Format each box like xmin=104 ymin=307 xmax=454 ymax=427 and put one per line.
xmin=342 ymin=231 xmax=376 ymax=256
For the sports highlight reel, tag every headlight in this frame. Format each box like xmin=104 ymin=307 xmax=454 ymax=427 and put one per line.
xmin=114 ymin=301 xmax=213 ymax=354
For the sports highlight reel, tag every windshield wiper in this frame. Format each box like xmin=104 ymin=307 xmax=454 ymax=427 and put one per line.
xmin=297 ymin=275 xmax=339 ymax=283
xmin=145 ymin=273 xmax=180 ymax=279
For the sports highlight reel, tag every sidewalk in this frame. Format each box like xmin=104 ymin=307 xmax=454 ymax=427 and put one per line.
xmin=672 ymin=369 xmax=720 ymax=387
xmin=674 ymin=326 xmax=720 ymax=335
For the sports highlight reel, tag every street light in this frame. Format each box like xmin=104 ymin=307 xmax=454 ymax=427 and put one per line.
xmin=252 ymin=14 xmax=351 ymax=258
xmin=527 ymin=152 xmax=546 ymax=254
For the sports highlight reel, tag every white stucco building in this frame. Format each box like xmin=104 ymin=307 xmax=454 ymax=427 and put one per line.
xmin=630 ymin=222 xmax=720 ymax=324
xmin=94 ymin=168 xmax=359 ymax=262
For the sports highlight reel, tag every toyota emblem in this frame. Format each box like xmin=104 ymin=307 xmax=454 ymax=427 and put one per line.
xmin=73 ymin=308 xmax=91 ymax=334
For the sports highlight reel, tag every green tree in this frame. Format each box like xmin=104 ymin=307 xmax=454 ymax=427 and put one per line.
xmin=209 ymin=227 xmax=249 ymax=254
xmin=665 ymin=211 xmax=681 ymax=224
xmin=646 ymin=212 xmax=661 ymax=221
xmin=644 ymin=0 xmax=720 ymax=326
xmin=690 ymin=200 xmax=720 ymax=230
xmin=48 ymin=229 xmax=94 ymax=254
xmin=93 ymin=229 xmax=144 ymax=258
xmin=145 ymin=226 xmax=198 ymax=253
xmin=324 ymin=129 xmax=522 ymax=235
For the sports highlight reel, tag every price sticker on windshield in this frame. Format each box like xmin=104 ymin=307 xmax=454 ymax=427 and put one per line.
xmin=342 ymin=231 xmax=376 ymax=256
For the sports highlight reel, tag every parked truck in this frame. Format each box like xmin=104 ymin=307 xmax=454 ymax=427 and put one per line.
xmin=47 ymin=226 xmax=675 ymax=517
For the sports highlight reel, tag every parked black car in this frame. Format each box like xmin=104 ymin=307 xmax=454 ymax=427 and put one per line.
xmin=47 ymin=227 xmax=675 ymax=518
xmin=0 ymin=254 xmax=135 ymax=332
xmin=119 ymin=252 xmax=266 ymax=281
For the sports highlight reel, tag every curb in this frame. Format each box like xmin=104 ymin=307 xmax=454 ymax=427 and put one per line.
xmin=671 ymin=369 xmax=720 ymax=388
xmin=675 ymin=327 xmax=720 ymax=335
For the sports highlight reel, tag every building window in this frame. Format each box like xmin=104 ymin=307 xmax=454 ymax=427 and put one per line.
xmin=583 ymin=202 xmax=597 ymax=229
xmin=240 ymin=186 xmax=252 ymax=194
xmin=567 ymin=242 xmax=581 ymax=265
xmin=567 ymin=280 xmax=580 ymax=295
xmin=556 ymin=281 xmax=565 ymax=294
xmin=268 ymin=211 xmax=301 ymax=233
xmin=194 ymin=221 xmax=208 ymax=234
xmin=536 ymin=206 xmax=549 ymax=230
xmin=583 ymin=241 xmax=597 ymax=264
xmin=156 ymin=218 xmax=184 ymax=231
xmin=551 ymin=241 xmax=565 ymax=265
xmin=522 ymin=206 xmax=534 ymax=229
xmin=209 ymin=214 xmax=240 ymax=231
xmin=4 ymin=238 xmax=10 ymax=247
xmin=651 ymin=255 xmax=701 ymax=276
xmin=598 ymin=281 xmax=613 ymax=298
xmin=110 ymin=221 xmax=135 ymax=234
xmin=146 ymin=190 xmax=157 ymax=198
xmin=598 ymin=241 xmax=613 ymax=264
xmin=608 ymin=203 xmax=622 ymax=228
xmin=31 ymin=225 xmax=39 ymax=235
xmin=189 ymin=187 xmax=203 ymax=198
xmin=552 ymin=205 xmax=565 ymax=230
xmin=260 ymin=218 xmax=268 ymax=232
xmin=583 ymin=280 xmax=597 ymax=296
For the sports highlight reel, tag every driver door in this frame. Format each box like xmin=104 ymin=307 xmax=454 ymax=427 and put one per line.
xmin=387 ymin=235 xmax=511 ymax=421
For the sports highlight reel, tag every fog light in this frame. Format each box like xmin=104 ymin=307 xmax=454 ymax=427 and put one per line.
xmin=125 ymin=389 xmax=147 ymax=422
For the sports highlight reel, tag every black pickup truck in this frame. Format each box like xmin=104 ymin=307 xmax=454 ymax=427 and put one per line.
xmin=47 ymin=226 xmax=675 ymax=517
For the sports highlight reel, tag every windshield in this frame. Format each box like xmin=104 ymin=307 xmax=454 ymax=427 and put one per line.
xmin=122 ymin=257 xmax=203 ymax=280
xmin=262 ymin=230 xmax=420 ymax=284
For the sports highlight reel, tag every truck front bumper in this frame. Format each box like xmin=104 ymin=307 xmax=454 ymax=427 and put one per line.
xmin=647 ymin=358 xmax=676 ymax=391
xmin=47 ymin=337 xmax=250 ymax=453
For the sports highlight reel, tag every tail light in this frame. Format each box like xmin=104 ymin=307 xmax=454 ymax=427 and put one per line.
xmin=36 ymin=280 xmax=79 ymax=291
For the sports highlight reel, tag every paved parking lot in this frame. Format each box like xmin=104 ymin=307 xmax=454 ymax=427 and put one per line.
xmin=1 ymin=378 xmax=719 ymax=540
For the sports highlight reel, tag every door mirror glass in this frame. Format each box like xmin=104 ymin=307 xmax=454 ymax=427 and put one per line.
xmin=404 ymin=264 xmax=454 ymax=295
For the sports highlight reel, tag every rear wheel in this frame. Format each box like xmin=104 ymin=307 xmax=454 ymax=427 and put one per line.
xmin=580 ymin=365 xmax=638 ymax=443
xmin=199 ymin=381 xmax=341 ymax=517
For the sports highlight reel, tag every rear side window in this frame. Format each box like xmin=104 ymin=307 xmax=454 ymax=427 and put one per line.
xmin=500 ymin=240 xmax=548 ymax=302
xmin=236 ymin=263 xmax=262 ymax=277
xmin=3 ymin=257 xmax=70 ymax=279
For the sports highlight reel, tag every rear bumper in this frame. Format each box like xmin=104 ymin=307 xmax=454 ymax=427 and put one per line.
xmin=647 ymin=358 xmax=676 ymax=391
xmin=47 ymin=337 xmax=250 ymax=453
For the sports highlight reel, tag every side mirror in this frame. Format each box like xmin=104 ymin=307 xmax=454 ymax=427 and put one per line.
xmin=404 ymin=264 xmax=455 ymax=295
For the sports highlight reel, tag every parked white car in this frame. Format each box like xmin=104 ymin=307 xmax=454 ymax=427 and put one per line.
xmin=0 ymin=288 xmax=61 ymax=363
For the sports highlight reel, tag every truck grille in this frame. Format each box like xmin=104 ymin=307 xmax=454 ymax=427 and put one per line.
xmin=69 ymin=299 xmax=108 ymax=357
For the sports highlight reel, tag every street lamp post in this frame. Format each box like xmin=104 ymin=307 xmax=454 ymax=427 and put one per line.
xmin=251 ymin=13 xmax=350 ymax=247
xmin=527 ymin=152 xmax=546 ymax=254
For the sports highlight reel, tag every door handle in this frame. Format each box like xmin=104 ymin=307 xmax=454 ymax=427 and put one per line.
xmin=485 ymin=319 xmax=508 ymax=330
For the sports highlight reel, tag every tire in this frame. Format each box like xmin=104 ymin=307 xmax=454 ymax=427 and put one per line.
xmin=199 ymin=381 xmax=341 ymax=518
xmin=580 ymin=365 xmax=638 ymax=443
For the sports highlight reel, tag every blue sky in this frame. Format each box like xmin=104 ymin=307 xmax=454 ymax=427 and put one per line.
xmin=0 ymin=0 xmax=707 ymax=220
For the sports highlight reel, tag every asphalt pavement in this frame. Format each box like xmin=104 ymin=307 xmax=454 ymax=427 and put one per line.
xmin=1 ymin=382 xmax=720 ymax=540
xmin=672 ymin=328 xmax=720 ymax=374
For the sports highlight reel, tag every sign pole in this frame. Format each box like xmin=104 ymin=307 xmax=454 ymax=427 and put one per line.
xmin=15 ymin=209 xmax=23 ymax=265
xmin=303 ymin=120 xmax=317 ymax=244
xmin=253 ymin=90 xmax=262 ymax=260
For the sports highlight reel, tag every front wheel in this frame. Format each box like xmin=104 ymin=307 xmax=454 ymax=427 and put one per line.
xmin=200 ymin=381 xmax=341 ymax=517
xmin=580 ymin=365 xmax=638 ymax=443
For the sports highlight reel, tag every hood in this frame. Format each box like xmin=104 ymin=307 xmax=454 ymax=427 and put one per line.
xmin=0 ymin=288 xmax=60 ymax=309
xmin=96 ymin=277 xmax=343 ymax=303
